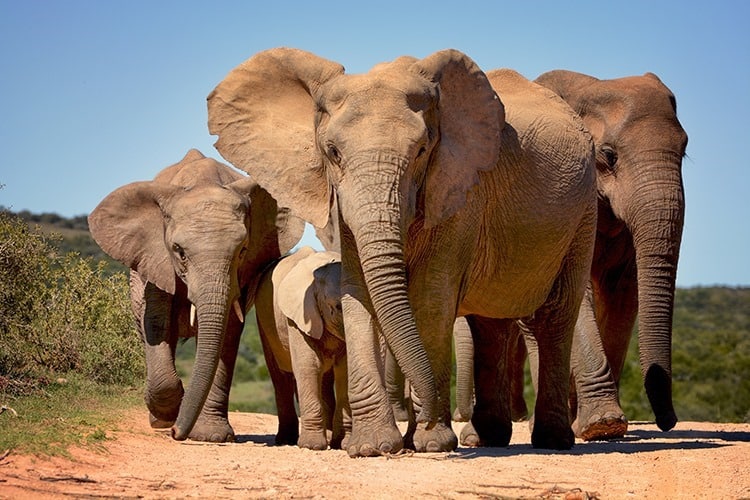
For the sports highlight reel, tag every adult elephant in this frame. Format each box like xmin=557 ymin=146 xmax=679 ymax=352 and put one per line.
xmin=534 ymin=71 xmax=688 ymax=437
xmin=88 ymin=149 xmax=304 ymax=442
xmin=207 ymin=48 xmax=597 ymax=456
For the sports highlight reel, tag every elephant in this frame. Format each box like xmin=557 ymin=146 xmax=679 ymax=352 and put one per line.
xmin=532 ymin=70 xmax=688 ymax=437
xmin=207 ymin=47 xmax=598 ymax=455
xmin=453 ymin=71 xmax=688 ymax=443
xmin=88 ymin=149 xmax=304 ymax=441
xmin=254 ymin=245 xmax=351 ymax=450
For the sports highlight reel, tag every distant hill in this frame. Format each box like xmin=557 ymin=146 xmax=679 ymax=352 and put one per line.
xmin=1 ymin=207 xmax=127 ymax=274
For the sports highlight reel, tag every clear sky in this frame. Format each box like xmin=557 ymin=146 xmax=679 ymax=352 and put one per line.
xmin=1 ymin=1 xmax=748 ymax=287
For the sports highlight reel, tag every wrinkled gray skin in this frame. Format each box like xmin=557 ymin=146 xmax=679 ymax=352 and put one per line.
xmin=208 ymin=48 xmax=597 ymax=456
xmin=88 ymin=149 xmax=304 ymax=441
xmin=457 ymin=71 xmax=688 ymax=443
xmin=255 ymin=246 xmax=351 ymax=450
xmin=387 ymin=318 xmax=474 ymax=423
xmin=535 ymin=70 xmax=687 ymax=437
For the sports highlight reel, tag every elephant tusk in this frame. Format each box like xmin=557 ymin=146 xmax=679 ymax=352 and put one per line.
xmin=233 ymin=300 xmax=244 ymax=323
xmin=190 ymin=304 xmax=196 ymax=327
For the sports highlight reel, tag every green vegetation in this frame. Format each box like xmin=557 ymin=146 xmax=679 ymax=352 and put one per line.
xmin=0 ymin=374 xmax=142 ymax=456
xmin=0 ymin=206 xmax=748 ymax=458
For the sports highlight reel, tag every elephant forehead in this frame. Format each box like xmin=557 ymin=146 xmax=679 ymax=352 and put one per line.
xmin=322 ymin=71 xmax=436 ymax=111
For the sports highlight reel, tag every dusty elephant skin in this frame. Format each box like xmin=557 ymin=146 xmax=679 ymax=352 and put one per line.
xmin=88 ymin=149 xmax=304 ymax=442
xmin=453 ymin=71 xmax=688 ymax=444
xmin=208 ymin=48 xmax=598 ymax=456
xmin=535 ymin=71 xmax=687 ymax=439
xmin=255 ymin=246 xmax=351 ymax=450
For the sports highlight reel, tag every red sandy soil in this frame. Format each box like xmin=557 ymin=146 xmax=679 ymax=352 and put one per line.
xmin=1 ymin=409 xmax=748 ymax=499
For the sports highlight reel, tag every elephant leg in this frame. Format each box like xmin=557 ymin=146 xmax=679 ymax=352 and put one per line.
xmin=321 ymin=369 xmax=336 ymax=431
xmin=330 ymin=353 xmax=352 ymax=450
xmin=592 ymin=265 xmax=639 ymax=385
xmin=189 ymin=308 xmax=240 ymax=443
xmin=406 ymin=296 xmax=458 ymax=453
xmin=259 ymin=326 xmax=299 ymax=446
xmin=460 ymin=316 xmax=514 ymax=447
xmin=570 ymin=286 xmax=628 ymax=441
xmin=137 ymin=278 xmax=183 ymax=427
xmin=385 ymin=348 xmax=410 ymax=422
xmin=508 ymin=324 xmax=529 ymax=422
xmin=290 ymin=334 xmax=329 ymax=450
xmin=341 ymin=238 xmax=403 ymax=458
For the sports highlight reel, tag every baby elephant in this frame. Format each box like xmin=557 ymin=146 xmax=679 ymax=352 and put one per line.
xmin=255 ymin=246 xmax=350 ymax=450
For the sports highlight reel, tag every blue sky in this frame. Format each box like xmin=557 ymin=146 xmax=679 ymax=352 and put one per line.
xmin=1 ymin=1 xmax=748 ymax=287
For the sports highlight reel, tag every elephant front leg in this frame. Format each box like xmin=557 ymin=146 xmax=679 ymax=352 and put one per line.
xmin=189 ymin=314 xmax=241 ymax=443
xmin=139 ymin=280 xmax=183 ymax=428
xmin=330 ymin=354 xmax=352 ymax=450
xmin=570 ymin=287 xmax=628 ymax=441
xmin=342 ymin=290 xmax=403 ymax=457
xmin=406 ymin=313 xmax=458 ymax=453
xmin=290 ymin=336 xmax=329 ymax=450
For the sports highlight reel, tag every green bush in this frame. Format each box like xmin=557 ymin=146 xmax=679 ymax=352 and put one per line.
xmin=0 ymin=210 xmax=143 ymax=394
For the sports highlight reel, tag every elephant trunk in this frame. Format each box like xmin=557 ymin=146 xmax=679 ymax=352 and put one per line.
xmin=343 ymin=155 xmax=438 ymax=425
xmin=452 ymin=317 xmax=474 ymax=421
xmin=628 ymin=174 xmax=684 ymax=432
xmin=171 ymin=277 xmax=232 ymax=440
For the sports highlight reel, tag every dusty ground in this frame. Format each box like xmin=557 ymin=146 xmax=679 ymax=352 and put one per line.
xmin=1 ymin=409 xmax=749 ymax=499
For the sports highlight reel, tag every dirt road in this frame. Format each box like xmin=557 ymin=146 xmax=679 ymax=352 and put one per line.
xmin=1 ymin=409 xmax=748 ymax=499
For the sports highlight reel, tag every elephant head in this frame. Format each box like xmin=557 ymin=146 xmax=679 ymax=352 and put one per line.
xmin=278 ymin=248 xmax=344 ymax=342
xmin=208 ymin=48 xmax=504 ymax=424
xmin=88 ymin=149 xmax=304 ymax=439
xmin=535 ymin=70 xmax=688 ymax=430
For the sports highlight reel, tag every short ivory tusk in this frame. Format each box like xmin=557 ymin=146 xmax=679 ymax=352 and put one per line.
xmin=233 ymin=300 xmax=244 ymax=323
xmin=190 ymin=304 xmax=196 ymax=327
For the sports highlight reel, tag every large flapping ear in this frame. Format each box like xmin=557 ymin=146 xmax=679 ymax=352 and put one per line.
xmin=207 ymin=47 xmax=345 ymax=229
xmin=534 ymin=70 xmax=599 ymax=113
xmin=277 ymin=248 xmax=340 ymax=339
xmin=229 ymin=177 xmax=306 ymax=300
xmin=411 ymin=49 xmax=505 ymax=228
xmin=88 ymin=181 xmax=182 ymax=294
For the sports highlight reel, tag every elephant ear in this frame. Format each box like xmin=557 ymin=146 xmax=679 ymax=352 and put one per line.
xmin=208 ymin=47 xmax=345 ymax=229
xmin=277 ymin=247 xmax=339 ymax=340
xmin=411 ymin=49 xmax=505 ymax=228
xmin=534 ymin=70 xmax=599 ymax=113
xmin=88 ymin=181 xmax=182 ymax=294
xmin=227 ymin=176 xmax=306 ymax=303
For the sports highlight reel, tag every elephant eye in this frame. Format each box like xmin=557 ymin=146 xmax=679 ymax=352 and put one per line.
xmin=599 ymin=145 xmax=618 ymax=171
xmin=327 ymin=143 xmax=342 ymax=165
xmin=172 ymin=243 xmax=186 ymax=261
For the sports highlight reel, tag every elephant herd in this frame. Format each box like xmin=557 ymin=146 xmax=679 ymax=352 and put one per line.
xmin=88 ymin=47 xmax=687 ymax=458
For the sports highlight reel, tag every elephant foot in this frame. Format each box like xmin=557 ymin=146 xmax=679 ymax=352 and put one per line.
xmin=574 ymin=410 xmax=628 ymax=441
xmin=530 ymin=417 xmax=574 ymax=450
xmin=149 ymin=412 xmax=174 ymax=429
xmin=298 ymin=430 xmax=328 ymax=450
xmin=407 ymin=422 xmax=458 ymax=453
xmin=459 ymin=422 xmax=480 ymax=447
xmin=189 ymin=416 xmax=235 ymax=443
xmin=346 ymin=422 xmax=403 ymax=458
xmin=461 ymin=412 xmax=512 ymax=447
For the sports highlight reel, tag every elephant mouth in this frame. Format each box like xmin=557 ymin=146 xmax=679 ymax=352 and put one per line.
xmin=189 ymin=300 xmax=244 ymax=327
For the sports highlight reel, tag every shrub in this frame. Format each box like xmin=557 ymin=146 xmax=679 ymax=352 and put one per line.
xmin=0 ymin=210 xmax=143 ymax=394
